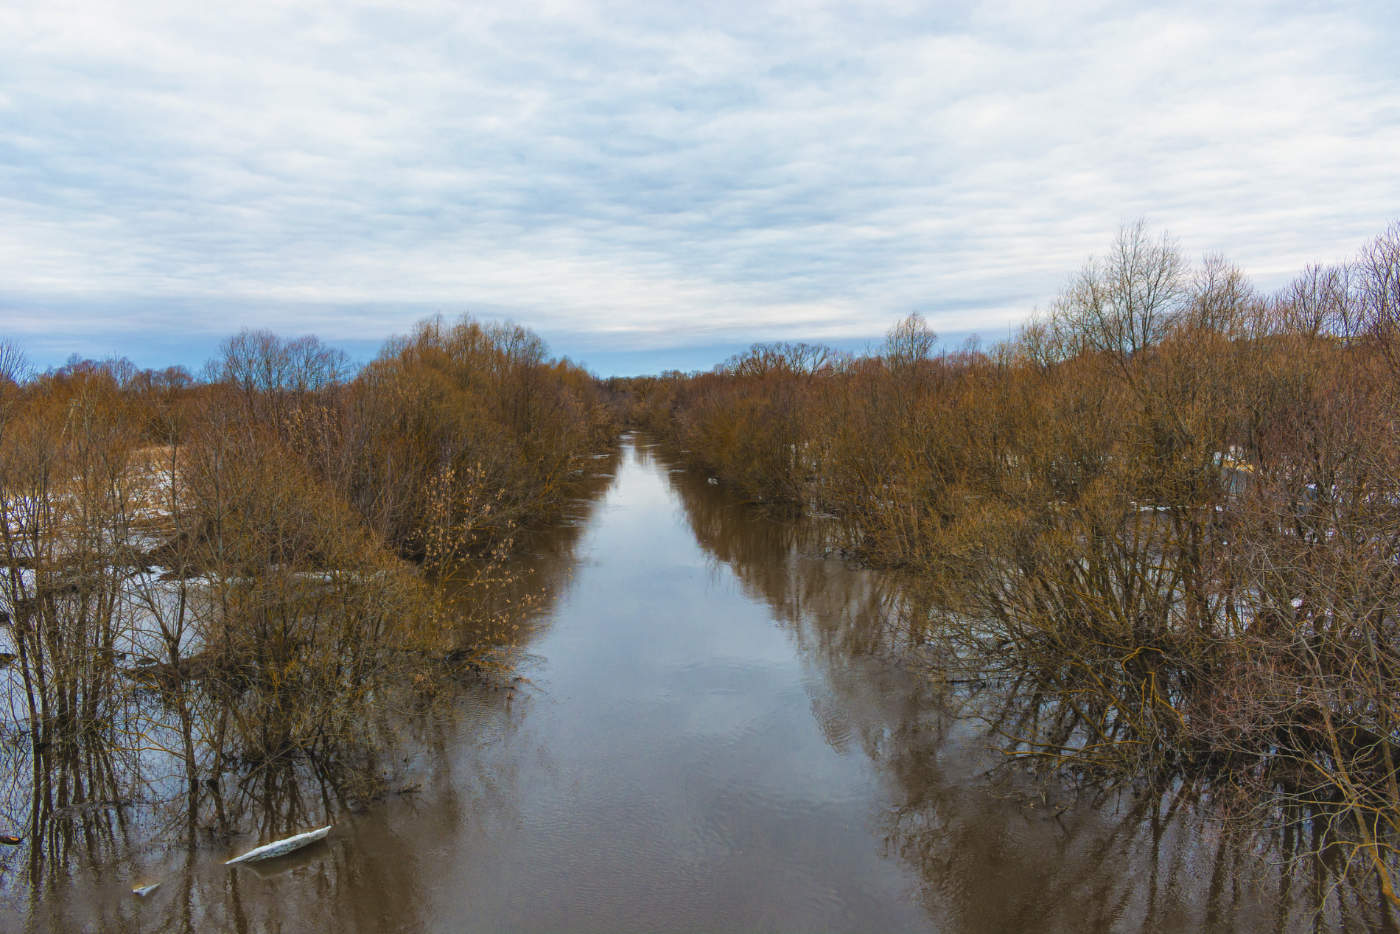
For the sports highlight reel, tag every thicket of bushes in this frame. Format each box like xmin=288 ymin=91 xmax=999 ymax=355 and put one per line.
xmin=616 ymin=221 xmax=1400 ymax=910
xmin=0 ymin=315 xmax=615 ymax=872
xmin=660 ymin=433 xmax=1377 ymax=930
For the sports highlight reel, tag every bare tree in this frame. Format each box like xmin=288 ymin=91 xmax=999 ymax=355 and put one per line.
xmin=1279 ymin=263 xmax=1354 ymax=339
xmin=1357 ymin=222 xmax=1400 ymax=374
xmin=883 ymin=312 xmax=937 ymax=371
xmin=1057 ymin=220 xmax=1187 ymax=366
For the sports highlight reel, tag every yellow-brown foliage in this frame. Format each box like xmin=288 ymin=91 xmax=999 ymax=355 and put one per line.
xmin=618 ymin=223 xmax=1400 ymax=906
xmin=0 ymin=317 xmax=617 ymax=867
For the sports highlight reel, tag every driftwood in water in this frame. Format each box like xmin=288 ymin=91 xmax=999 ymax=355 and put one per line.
xmin=225 ymin=825 xmax=331 ymax=865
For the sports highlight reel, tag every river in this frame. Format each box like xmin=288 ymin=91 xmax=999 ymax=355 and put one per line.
xmin=16 ymin=435 xmax=1365 ymax=931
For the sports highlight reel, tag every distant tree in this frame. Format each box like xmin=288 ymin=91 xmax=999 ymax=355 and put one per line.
xmin=1279 ymin=263 xmax=1353 ymax=339
xmin=883 ymin=312 xmax=937 ymax=370
xmin=1057 ymin=219 xmax=1187 ymax=365
xmin=1357 ymin=221 xmax=1400 ymax=374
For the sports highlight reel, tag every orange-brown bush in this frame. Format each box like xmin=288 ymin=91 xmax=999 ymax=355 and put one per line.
xmin=619 ymin=223 xmax=1400 ymax=910
xmin=0 ymin=317 xmax=616 ymax=870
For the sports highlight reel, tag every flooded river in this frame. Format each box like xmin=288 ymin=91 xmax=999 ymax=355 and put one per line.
xmin=14 ymin=436 xmax=1373 ymax=931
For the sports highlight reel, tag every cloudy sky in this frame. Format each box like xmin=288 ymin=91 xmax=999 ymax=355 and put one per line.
xmin=2 ymin=0 xmax=1398 ymax=374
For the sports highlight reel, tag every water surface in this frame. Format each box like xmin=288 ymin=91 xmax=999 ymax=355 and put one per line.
xmin=19 ymin=436 xmax=1350 ymax=932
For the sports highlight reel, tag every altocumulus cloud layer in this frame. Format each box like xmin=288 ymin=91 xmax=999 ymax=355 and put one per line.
xmin=1 ymin=0 xmax=1398 ymax=372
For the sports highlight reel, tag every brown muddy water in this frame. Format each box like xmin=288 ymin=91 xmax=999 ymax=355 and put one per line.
xmin=9 ymin=436 xmax=1363 ymax=932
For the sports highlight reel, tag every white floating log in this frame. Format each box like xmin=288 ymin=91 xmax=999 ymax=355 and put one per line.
xmin=224 ymin=825 xmax=331 ymax=865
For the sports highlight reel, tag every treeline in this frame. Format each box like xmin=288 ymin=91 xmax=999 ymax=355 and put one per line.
xmin=616 ymin=221 xmax=1400 ymax=910
xmin=0 ymin=315 xmax=615 ymax=874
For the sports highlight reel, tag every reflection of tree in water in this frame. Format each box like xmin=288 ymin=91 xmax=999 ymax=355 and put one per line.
xmin=20 ymin=696 xmax=533 ymax=934
xmin=0 ymin=449 xmax=620 ymax=932
xmin=659 ymin=439 xmax=1393 ymax=932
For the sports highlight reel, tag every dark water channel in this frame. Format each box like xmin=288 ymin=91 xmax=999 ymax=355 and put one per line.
xmin=22 ymin=436 xmax=1349 ymax=932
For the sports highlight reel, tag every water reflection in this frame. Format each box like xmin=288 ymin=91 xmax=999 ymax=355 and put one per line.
xmin=660 ymin=439 xmax=1394 ymax=932
xmin=3 ymin=448 xmax=621 ymax=932
xmin=8 ymin=436 xmax=1393 ymax=931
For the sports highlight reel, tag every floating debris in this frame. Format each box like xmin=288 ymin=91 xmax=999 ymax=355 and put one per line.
xmin=132 ymin=882 xmax=160 ymax=897
xmin=225 ymin=825 xmax=331 ymax=865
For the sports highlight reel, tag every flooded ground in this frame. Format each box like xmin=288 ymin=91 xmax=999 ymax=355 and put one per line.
xmin=10 ymin=436 xmax=1376 ymax=931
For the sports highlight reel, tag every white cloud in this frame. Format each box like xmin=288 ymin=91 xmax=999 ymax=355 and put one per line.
xmin=1 ymin=0 xmax=1397 ymax=369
